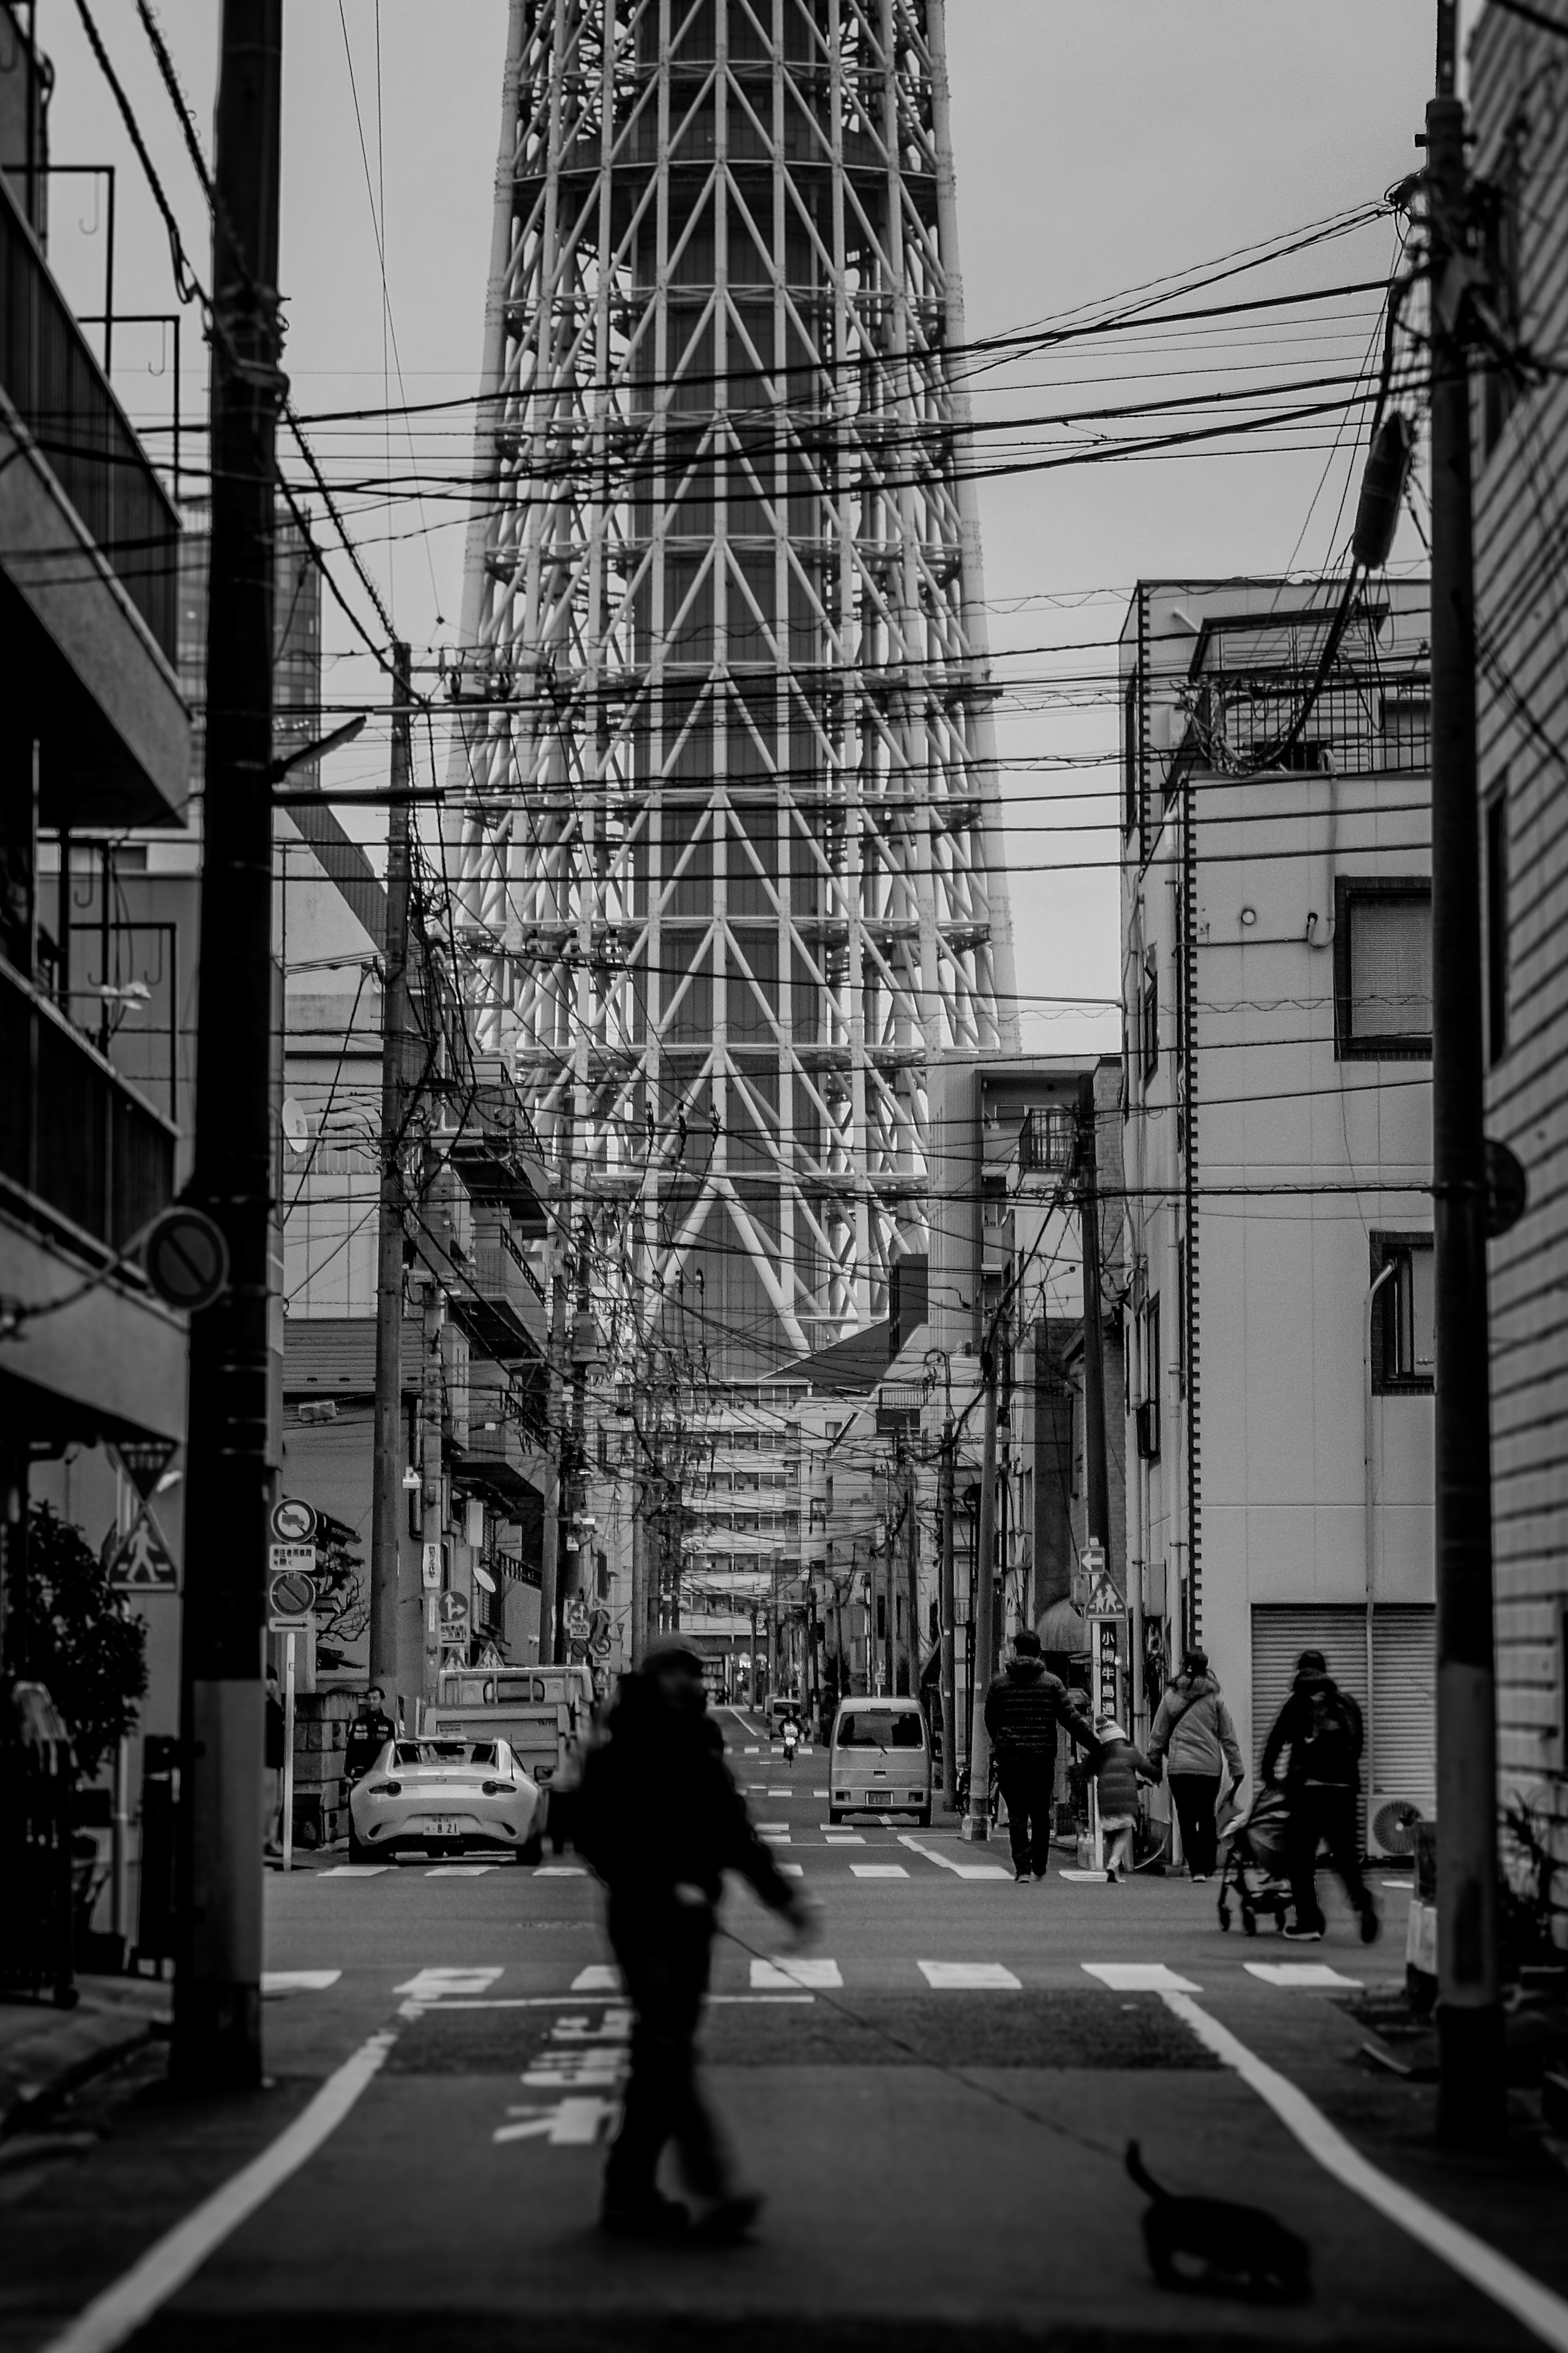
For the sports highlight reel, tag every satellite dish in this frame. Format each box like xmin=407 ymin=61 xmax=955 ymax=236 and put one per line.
xmin=281 ymin=1098 xmax=310 ymax=1153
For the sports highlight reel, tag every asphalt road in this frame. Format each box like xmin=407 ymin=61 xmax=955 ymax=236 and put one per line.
xmin=2 ymin=1706 xmax=1564 ymax=2353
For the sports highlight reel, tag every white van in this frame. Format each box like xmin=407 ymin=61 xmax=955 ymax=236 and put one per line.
xmin=828 ymin=1697 xmax=932 ymax=1827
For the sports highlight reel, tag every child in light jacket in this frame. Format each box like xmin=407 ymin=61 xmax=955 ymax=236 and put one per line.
xmin=1093 ymin=1717 xmax=1158 ymax=1882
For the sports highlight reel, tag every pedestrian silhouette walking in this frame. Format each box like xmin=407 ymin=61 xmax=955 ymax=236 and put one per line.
xmin=574 ymin=1635 xmax=818 ymax=2239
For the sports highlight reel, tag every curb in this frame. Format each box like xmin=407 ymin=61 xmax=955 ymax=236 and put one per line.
xmin=0 ymin=1996 xmax=169 ymax=2138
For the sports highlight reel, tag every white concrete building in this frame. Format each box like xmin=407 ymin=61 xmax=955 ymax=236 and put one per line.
xmin=1120 ymin=577 xmax=1437 ymax=1846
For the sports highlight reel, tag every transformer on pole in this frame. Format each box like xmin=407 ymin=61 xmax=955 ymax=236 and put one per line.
xmin=449 ymin=0 xmax=1016 ymax=1372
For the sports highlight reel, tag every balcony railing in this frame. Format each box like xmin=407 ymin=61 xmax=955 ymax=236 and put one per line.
xmin=0 ymin=957 xmax=177 ymax=1254
xmin=0 ymin=175 xmax=180 ymax=663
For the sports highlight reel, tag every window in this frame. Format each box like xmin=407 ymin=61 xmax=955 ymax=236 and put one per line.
xmin=1486 ymin=785 xmax=1510 ymax=1065
xmin=1135 ymin=1297 xmax=1160 ymax=1461
xmin=1141 ymin=955 xmax=1160 ymax=1083
xmin=834 ymin=1708 xmax=925 ymax=1750
xmin=1371 ymin=1234 xmax=1435 ymax=1394
xmin=1334 ymin=879 xmax=1432 ymax=1059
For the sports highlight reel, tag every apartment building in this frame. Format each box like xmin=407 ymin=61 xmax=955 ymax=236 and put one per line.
xmin=1120 ymin=576 xmax=1436 ymax=1848
xmin=0 ymin=48 xmax=190 ymax=1668
xmin=1470 ymin=2 xmax=1568 ymax=1891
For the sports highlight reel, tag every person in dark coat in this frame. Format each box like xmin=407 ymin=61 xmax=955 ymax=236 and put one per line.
xmin=344 ymin=1684 xmax=397 ymax=1785
xmin=1091 ymin=1717 xmax=1158 ymax=1881
xmin=983 ymin=1629 xmax=1101 ymax=1882
xmin=574 ymin=1635 xmax=817 ymax=2239
xmin=1259 ymin=1648 xmax=1378 ymax=1943
xmin=263 ymin=1666 xmax=286 ymax=1858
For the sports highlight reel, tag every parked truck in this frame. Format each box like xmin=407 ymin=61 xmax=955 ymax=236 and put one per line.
xmin=417 ymin=1664 xmax=596 ymax=1804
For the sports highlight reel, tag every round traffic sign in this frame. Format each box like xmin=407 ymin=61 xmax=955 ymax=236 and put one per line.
xmin=271 ymin=1497 xmax=318 ymax=1544
xmin=142 ymin=1206 xmax=229 ymax=1312
xmin=270 ymin=1568 xmax=317 ymax=1617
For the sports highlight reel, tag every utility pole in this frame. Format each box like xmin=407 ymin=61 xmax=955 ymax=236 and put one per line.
xmin=370 ymin=642 xmax=412 ymax=1712
xmin=1078 ymin=1074 xmax=1111 ymax=1562
xmin=629 ymin=1475 xmax=648 ymax=1670
xmin=173 ymin=0 xmax=284 ymax=2093
xmin=419 ymin=1277 xmax=445 ymax=1707
xmin=905 ymin=1454 xmax=920 ymax=1702
xmin=939 ymin=1421 xmax=957 ymax=1811
xmin=964 ymin=1347 xmax=999 ymax=1839
xmin=881 ymin=1501 xmax=896 ymax=1700
xmin=1427 ymin=0 xmax=1502 ymax=2150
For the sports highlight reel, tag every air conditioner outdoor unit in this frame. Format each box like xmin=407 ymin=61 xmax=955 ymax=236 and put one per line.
xmin=1368 ymin=1793 xmax=1423 ymax=1859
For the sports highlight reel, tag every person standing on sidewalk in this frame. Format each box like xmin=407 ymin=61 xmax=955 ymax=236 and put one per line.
xmin=574 ymin=1635 xmax=819 ymax=2240
xmin=1259 ymin=1648 xmax=1378 ymax=1945
xmin=983 ymin=1629 xmax=1101 ymax=1883
xmin=1146 ymin=1647 xmax=1245 ymax=1882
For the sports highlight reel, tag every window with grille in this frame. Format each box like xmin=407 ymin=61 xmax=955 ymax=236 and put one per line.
xmin=1334 ymin=879 xmax=1432 ymax=1059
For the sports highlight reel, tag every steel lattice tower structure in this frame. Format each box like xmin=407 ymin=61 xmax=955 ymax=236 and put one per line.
xmin=451 ymin=0 xmax=1016 ymax=1371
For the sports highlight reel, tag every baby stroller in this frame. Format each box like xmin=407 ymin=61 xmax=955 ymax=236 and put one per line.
xmin=1216 ymin=1785 xmax=1293 ymax=1935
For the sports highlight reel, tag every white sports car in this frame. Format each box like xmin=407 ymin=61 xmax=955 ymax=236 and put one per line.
xmin=347 ymin=1737 xmax=543 ymax=1865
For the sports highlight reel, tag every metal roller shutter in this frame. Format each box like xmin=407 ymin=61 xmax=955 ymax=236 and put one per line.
xmin=1370 ymin=1605 xmax=1435 ymax=1814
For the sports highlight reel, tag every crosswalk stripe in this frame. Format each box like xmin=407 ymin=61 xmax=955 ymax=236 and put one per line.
xmin=749 ymin=1958 xmax=843 ymax=1989
xmin=898 ymin=1833 xmax=1011 ymax=1881
xmin=767 ymin=1788 xmax=791 ymax=1796
xmin=756 ymin=1822 xmax=788 ymax=1832
xmin=824 ymin=1832 xmax=864 ymax=1844
xmin=778 ymin=1863 xmax=805 ymax=1876
xmin=426 ymin=1865 xmax=497 ymax=1876
xmin=321 ymin=1865 xmax=386 ymax=1877
xmin=760 ymin=1831 xmax=791 ymax=1844
xmin=532 ymin=1865 xmax=586 ymax=1876
xmin=1082 ymin=1962 xmax=1201 ymax=1992
xmin=849 ymin=1863 xmax=907 ymax=1878
xmin=570 ymin=1965 xmax=623 ymax=1993
xmin=1244 ymin=1962 xmax=1362 ymax=1988
xmin=261 ymin=1971 xmax=341 ymax=1994
xmin=812 ymin=1788 xmax=829 ymax=1797
xmin=917 ymin=1961 xmax=1020 ymax=1989
xmin=394 ymin=1967 xmax=503 ymax=1999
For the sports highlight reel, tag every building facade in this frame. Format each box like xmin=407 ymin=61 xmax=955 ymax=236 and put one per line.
xmin=1120 ymin=576 xmax=1437 ymax=1847
xmin=1470 ymin=1 xmax=1568 ymax=1901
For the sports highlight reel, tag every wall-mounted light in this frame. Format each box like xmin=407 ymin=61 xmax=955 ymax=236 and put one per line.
xmin=1240 ymin=906 xmax=1257 ymax=928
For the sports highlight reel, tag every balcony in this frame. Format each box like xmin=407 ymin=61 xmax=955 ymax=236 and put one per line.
xmin=450 ymin=1211 xmax=547 ymax=1363
xmin=453 ymin=1361 xmax=548 ymax=1504
xmin=0 ymin=955 xmax=175 ymax=1256
xmin=0 ymin=173 xmax=187 ymax=825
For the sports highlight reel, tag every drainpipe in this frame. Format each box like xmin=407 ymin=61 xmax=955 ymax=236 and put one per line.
xmin=1365 ymin=1260 xmax=1396 ymax=1803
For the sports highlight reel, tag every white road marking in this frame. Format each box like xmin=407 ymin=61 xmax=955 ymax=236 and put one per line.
xmin=494 ymin=2096 xmax=619 ymax=2146
xmin=778 ymin=1863 xmax=805 ymax=1877
xmin=570 ymin=1965 xmax=622 ymax=1993
xmin=1381 ymin=1879 xmax=1414 ymax=1891
xmin=709 ymin=1993 xmax=814 ymax=2005
xmin=917 ymin=1961 xmax=1021 ymax=1990
xmin=1082 ymin=1962 xmax=1201 ymax=1993
xmin=760 ymin=1831 xmax=791 ymax=1844
xmin=532 ymin=1865 xmax=586 ymax=1876
xmin=1163 ymin=1992 xmax=1568 ymax=2352
xmin=767 ymin=1788 xmax=791 ymax=1796
xmin=825 ymin=1832 xmax=864 ymax=1844
xmin=392 ymin=1967 xmax=503 ymax=1998
xmin=36 ymin=2029 xmax=395 ymax=2353
xmin=320 ymin=1865 xmax=386 ymax=1877
xmin=744 ymin=1745 xmax=760 ymax=1753
xmin=849 ymin=1863 xmax=908 ymax=1879
xmin=756 ymin=1822 xmax=789 ymax=1832
xmin=1058 ymin=1868 xmax=1112 ymax=1882
xmin=261 ymin=1970 xmax=341 ymax=1994
xmin=898 ymin=1833 xmax=1011 ymax=1881
xmin=750 ymin=1957 xmax=843 ymax=1989
xmin=1244 ymin=1962 xmax=1362 ymax=1989
xmin=813 ymin=1787 xmax=829 ymax=1797
xmin=426 ymin=1865 xmax=497 ymax=1877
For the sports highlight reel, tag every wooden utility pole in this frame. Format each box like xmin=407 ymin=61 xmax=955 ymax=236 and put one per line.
xmin=1427 ymin=0 xmax=1502 ymax=2149
xmin=939 ymin=1421 xmax=957 ymax=1810
xmin=174 ymin=0 xmax=284 ymax=2092
xmin=964 ymin=1348 xmax=999 ymax=1839
xmin=369 ymin=642 xmax=412 ymax=1711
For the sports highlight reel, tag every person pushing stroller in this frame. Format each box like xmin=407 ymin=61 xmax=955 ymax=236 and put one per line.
xmin=1259 ymin=1648 xmax=1379 ymax=1945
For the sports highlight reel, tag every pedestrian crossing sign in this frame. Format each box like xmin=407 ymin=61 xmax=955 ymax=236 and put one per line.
xmin=106 ymin=1505 xmax=178 ymax=1590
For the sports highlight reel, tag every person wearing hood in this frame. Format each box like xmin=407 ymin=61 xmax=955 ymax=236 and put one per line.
xmin=1091 ymin=1718 xmax=1158 ymax=1881
xmin=1259 ymin=1648 xmax=1378 ymax=1944
xmin=574 ymin=1635 xmax=819 ymax=2239
xmin=1147 ymin=1648 xmax=1245 ymax=1882
xmin=982 ymin=1629 xmax=1101 ymax=1883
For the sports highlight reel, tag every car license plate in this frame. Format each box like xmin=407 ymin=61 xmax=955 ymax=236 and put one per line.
xmin=426 ymin=1816 xmax=462 ymax=1837
xmin=865 ymin=1790 xmax=893 ymax=1806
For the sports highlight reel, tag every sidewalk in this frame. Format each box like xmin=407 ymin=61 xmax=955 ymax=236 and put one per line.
xmin=0 ymin=1973 xmax=171 ymax=2137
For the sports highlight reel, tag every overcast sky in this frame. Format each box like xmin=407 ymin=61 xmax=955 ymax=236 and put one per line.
xmin=37 ymin=1 xmax=1469 ymax=1048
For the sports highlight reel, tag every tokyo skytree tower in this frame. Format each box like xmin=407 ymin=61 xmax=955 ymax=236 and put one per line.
xmin=450 ymin=0 xmax=1016 ymax=1370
